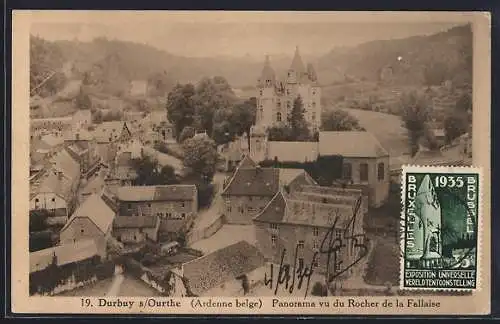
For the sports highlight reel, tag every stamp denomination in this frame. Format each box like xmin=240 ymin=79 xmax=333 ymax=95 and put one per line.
xmin=401 ymin=166 xmax=481 ymax=291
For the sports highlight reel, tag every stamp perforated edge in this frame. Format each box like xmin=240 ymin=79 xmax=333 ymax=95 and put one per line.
xmin=399 ymin=164 xmax=483 ymax=292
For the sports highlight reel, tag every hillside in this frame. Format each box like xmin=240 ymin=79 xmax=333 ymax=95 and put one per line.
xmin=316 ymin=24 xmax=472 ymax=87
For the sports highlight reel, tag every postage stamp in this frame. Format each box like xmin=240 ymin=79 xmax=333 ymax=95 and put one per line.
xmin=400 ymin=166 xmax=482 ymax=291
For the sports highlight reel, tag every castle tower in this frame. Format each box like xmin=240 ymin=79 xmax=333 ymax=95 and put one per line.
xmin=256 ymin=55 xmax=278 ymax=129
xmin=252 ymin=47 xmax=322 ymax=141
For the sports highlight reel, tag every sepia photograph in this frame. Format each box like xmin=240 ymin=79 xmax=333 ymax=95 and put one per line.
xmin=11 ymin=10 xmax=491 ymax=315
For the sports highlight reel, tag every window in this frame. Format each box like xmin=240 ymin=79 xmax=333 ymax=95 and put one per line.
xmin=335 ymin=229 xmax=342 ymax=240
xmin=342 ymin=163 xmax=352 ymax=180
xmin=181 ymin=202 xmax=185 ymax=207
xmin=313 ymin=259 xmax=319 ymax=267
xmin=298 ymin=258 xmax=304 ymax=270
xmin=271 ymin=235 xmax=277 ymax=247
xmin=360 ymin=163 xmax=369 ymax=182
xmin=51 ymin=198 xmax=55 ymax=202
xmin=277 ymin=112 xmax=282 ymax=122
xmin=335 ymin=262 xmax=342 ymax=272
xmin=313 ymin=227 xmax=319 ymax=237
xmin=227 ymin=205 xmax=232 ymax=212
xmin=377 ymin=162 xmax=385 ymax=181
xmin=312 ymin=90 xmax=316 ymax=95
xmin=259 ymin=90 xmax=263 ymax=96
xmin=181 ymin=213 xmax=186 ymax=219
xmin=148 ymin=203 xmax=151 ymax=208
xmin=35 ymin=198 xmax=39 ymax=203
xmin=127 ymin=203 xmax=132 ymax=209
xmin=313 ymin=240 xmax=319 ymax=249
xmin=80 ymin=229 xmax=84 ymax=234
xmin=270 ymin=223 xmax=279 ymax=230
xmin=298 ymin=240 xmax=305 ymax=249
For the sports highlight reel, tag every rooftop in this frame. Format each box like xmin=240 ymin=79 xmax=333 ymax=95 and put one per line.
xmin=182 ymin=241 xmax=265 ymax=296
xmin=30 ymin=239 xmax=98 ymax=273
xmin=116 ymin=185 xmax=197 ymax=202
xmin=62 ymin=193 xmax=116 ymax=234
xmin=318 ymin=131 xmax=389 ymax=158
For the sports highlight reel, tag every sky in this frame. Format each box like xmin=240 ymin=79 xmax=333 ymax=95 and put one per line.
xmin=28 ymin=11 xmax=472 ymax=58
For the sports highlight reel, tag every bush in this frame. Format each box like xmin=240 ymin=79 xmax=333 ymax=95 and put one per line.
xmin=311 ymin=282 xmax=328 ymax=296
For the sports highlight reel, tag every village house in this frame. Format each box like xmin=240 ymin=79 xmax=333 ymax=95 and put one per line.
xmin=29 ymin=238 xmax=101 ymax=295
xmin=115 ymin=185 xmax=198 ymax=241
xmin=249 ymin=131 xmax=390 ymax=208
xmin=112 ymin=216 xmax=161 ymax=243
xmin=92 ymin=121 xmax=133 ymax=165
xmin=221 ymin=155 xmax=317 ymax=224
xmin=30 ymin=116 xmax=74 ymax=139
xmin=253 ymin=189 xmax=366 ymax=278
xmin=63 ymin=128 xmax=102 ymax=179
xmin=181 ymin=240 xmax=266 ymax=296
xmin=218 ymin=133 xmax=250 ymax=172
xmin=29 ymin=148 xmax=81 ymax=224
xmin=78 ymin=167 xmax=108 ymax=204
xmin=59 ymin=193 xmax=117 ymax=259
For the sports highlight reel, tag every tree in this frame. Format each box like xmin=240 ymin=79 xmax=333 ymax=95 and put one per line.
xmin=30 ymin=209 xmax=49 ymax=232
xmin=182 ymin=136 xmax=218 ymax=182
xmin=288 ymin=95 xmax=311 ymax=141
xmin=166 ymin=84 xmax=196 ymax=141
xmin=147 ymin=71 xmax=174 ymax=97
xmin=311 ymin=282 xmax=328 ymax=296
xmin=423 ymin=61 xmax=449 ymax=87
xmin=400 ymin=91 xmax=431 ymax=156
xmin=75 ymin=87 xmax=92 ymax=110
xmin=230 ymin=97 xmax=257 ymax=138
xmin=267 ymin=125 xmax=294 ymax=141
xmin=321 ymin=109 xmax=364 ymax=131
xmin=444 ymin=114 xmax=468 ymax=144
xmin=444 ymin=93 xmax=471 ymax=144
xmin=130 ymin=156 xmax=179 ymax=186
xmin=193 ymin=76 xmax=237 ymax=136
xmin=179 ymin=126 xmax=196 ymax=143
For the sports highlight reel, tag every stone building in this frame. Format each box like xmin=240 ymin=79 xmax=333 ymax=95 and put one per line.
xmin=115 ymin=185 xmax=198 ymax=240
xmin=221 ymin=155 xmax=317 ymax=224
xmin=253 ymin=189 xmax=366 ymax=279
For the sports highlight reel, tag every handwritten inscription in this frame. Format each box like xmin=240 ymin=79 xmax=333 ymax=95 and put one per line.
xmin=264 ymin=197 xmax=368 ymax=297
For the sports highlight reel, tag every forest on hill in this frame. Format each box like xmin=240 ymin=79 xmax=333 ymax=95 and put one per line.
xmin=30 ymin=24 xmax=472 ymax=98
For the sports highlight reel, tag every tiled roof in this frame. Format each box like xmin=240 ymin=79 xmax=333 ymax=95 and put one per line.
xmin=62 ymin=193 xmax=116 ymax=234
xmin=267 ymin=141 xmax=318 ymax=162
xmin=221 ymin=167 xmax=280 ymax=197
xmin=113 ymin=216 xmax=158 ymax=229
xmin=64 ymin=127 xmax=94 ymax=141
xmin=318 ymin=131 xmax=389 ymax=158
xmin=32 ymin=168 xmax=74 ymax=202
xmin=411 ymin=148 xmax=464 ymax=166
xmin=238 ymin=155 xmax=258 ymax=169
xmin=182 ymin=241 xmax=266 ymax=296
xmin=80 ymin=173 xmax=106 ymax=195
xmin=116 ymin=185 xmax=197 ymax=202
xmin=254 ymin=190 xmax=360 ymax=228
xmin=30 ymin=239 xmax=98 ymax=273
xmin=278 ymin=168 xmax=308 ymax=186
xmin=252 ymin=191 xmax=288 ymax=223
xmin=50 ymin=148 xmax=80 ymax=181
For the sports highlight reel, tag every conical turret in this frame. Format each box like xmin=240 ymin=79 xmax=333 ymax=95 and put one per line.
xmin=307 ymin=63 xmax=318 ymax=83
xmin=290 ymin=46 xmax=305 ymax=74
xmin=258 ymin=55 xmax=276 ymax=88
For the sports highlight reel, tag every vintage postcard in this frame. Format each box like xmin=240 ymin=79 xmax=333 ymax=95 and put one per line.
xmin=11 ymin=10 xmax=491 ymax=315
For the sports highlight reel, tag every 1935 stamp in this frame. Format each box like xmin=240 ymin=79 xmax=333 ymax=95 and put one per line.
xmin=401 ymin=166 xmax=481 ymax=291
